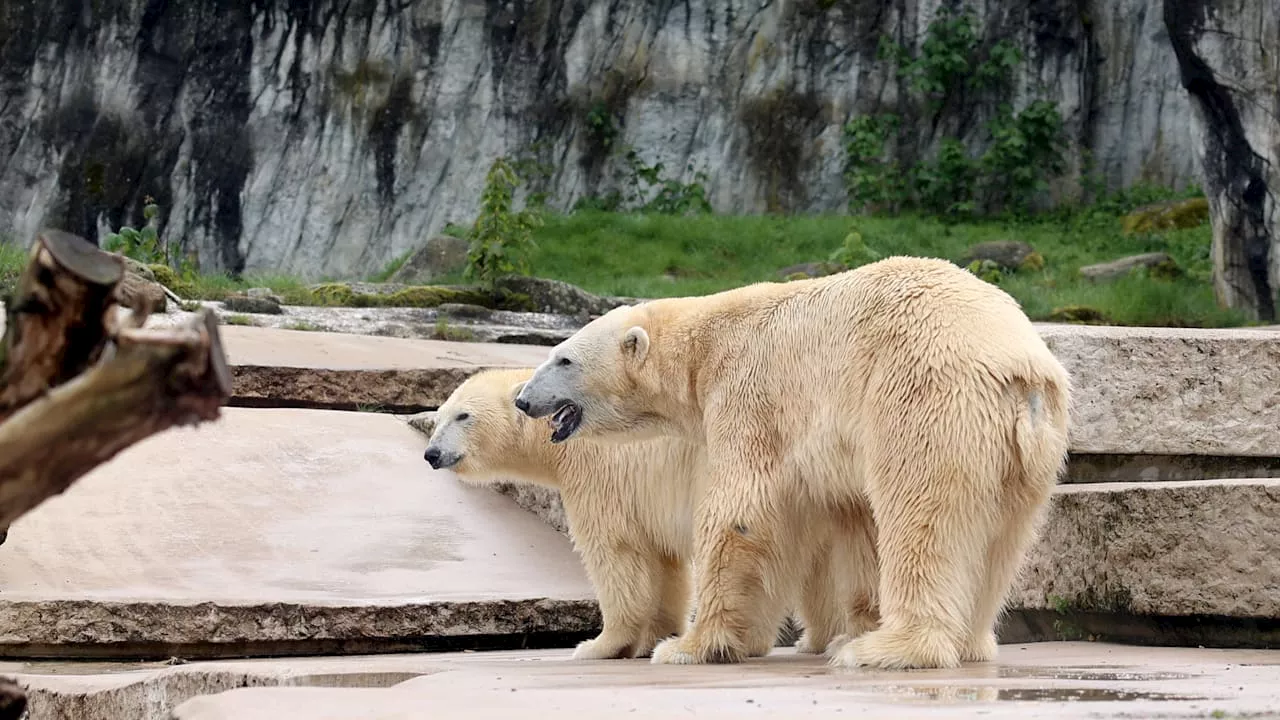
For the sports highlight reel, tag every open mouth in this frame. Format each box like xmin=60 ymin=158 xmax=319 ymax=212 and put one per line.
xmin=548 ymin=401 xmax=583 ymax=443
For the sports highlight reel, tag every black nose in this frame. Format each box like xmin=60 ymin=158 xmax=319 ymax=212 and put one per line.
xmin=424 ymin=447 xmax=442 ymax=468
xmin=514 ymin=397 xmax=530 ymax=413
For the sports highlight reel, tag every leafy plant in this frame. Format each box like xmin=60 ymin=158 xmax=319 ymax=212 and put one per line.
xmin=843 ymin=6 xmax=1066 ymax=219
xmin=914 ymin=137 xmax=978 ymax=219
xmin=841 ymin=114 xmax=905 ymax=213
xmin=104 ymin=197 xmax=166 ymax=264
xmin=573 ymin=148 xmax=713 ymax=216
xmin=464 ymin=157 xmax=544 ymax=287
xmin=828 ymin=226 xmax=882 ymax=269
xmin=980 ymin=100 xmax=1067 ymax=214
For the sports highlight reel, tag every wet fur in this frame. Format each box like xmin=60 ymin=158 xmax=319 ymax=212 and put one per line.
xmin=516 ymin=256 xmax=1071 ymax=669
xmin=427 ymin=368 xmax=880 ymax=660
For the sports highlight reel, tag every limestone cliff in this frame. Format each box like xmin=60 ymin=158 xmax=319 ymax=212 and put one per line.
xmin=0 ymin=0 xmax=1202 ymax=278
xmin=1165 ymin=0 xmax=1279 ymax=322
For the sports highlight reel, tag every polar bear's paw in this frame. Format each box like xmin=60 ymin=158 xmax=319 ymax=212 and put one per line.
xmin=960 ymin=631 xmax=998 ymax=663
xmin=651 ymin=629 xmax=748 ymax=665
xmin=650 ymin=636 xmax=700 ymax=665
xmin=830 ymin=627 xmax=961 ymax=670
xmin=820 ymin=633 xmax=852 ymax=658
xmin=794 ymin=630 xmax=827 ymax=655
xmin=572 ymin=635 xmax=637 ymax=660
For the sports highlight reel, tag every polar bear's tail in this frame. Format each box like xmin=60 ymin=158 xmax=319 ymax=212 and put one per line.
xmin=1011 ymin=362 xmax=1072 ymax=489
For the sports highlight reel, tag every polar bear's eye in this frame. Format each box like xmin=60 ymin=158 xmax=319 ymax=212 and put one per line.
xmin=557 ymin=357 xmax=572 ymax=367
xmin=455 ymin=412 xmax=470 ymax=421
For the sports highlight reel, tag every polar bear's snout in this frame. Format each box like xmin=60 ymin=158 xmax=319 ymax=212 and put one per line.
xmin=423 ymin=444 xmax=462 ymax=470
xmin=515 ymin=367 xmax=586 ymax=443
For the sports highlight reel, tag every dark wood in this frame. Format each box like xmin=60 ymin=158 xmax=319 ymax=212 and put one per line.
xmin=0 ymin=227 xmax=231 ymax=541
xmin=0 ymin=229 xmax=124 ymax=424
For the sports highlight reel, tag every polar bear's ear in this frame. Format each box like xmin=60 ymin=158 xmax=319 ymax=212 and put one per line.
xmin=621 ymin=326 xmax=649 ymax=364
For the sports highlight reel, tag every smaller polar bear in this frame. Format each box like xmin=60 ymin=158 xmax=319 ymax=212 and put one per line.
xmin=422 ymin=367 xmax=879 ymax=661
xmin=514 ymin=256 xmax=1071 ymax=670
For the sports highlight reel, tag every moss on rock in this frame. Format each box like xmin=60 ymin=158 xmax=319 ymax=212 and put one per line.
xmin=305 ymin=282 xmax=537 ymax=312
xmin=148 ymin=264 xmax=194 ymax=297
xmin=310 ymin=283 xmax=358 ymax=306
xmin=1047 ymin=305 xmax=1111 ymax=324
xmin=1120 ymin=197 xmax=1210 ymax=235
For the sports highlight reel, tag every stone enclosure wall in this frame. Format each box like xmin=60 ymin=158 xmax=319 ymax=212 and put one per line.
xmin=1 ymin=0 xmax=1205 ymax=280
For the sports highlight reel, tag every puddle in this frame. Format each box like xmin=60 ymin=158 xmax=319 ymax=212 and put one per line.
xmin=997 ymin=666 xmax=1197 ymax=682
xmin=292 ymin=671 xmax=425 ymax=689
xmin=866 ymin=685 xmax=1208 ymax=703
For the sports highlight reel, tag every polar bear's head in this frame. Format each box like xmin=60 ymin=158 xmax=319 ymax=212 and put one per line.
xmin=514 ymin=303 xmax=662 ymax=444
xmin=423 ymin=368 xmax=532 ymax=478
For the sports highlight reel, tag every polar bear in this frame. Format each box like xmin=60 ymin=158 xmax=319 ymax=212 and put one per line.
xmin=422 ymin=367 xmax=880 ymax=661
xmin=513 ymin=255 xmax=1071 ymax=670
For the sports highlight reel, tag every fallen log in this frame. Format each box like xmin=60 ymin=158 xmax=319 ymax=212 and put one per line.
xmin=0 ymin=229 xmax=231 ymax=717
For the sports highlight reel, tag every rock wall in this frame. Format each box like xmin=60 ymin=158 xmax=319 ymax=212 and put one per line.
xmin=1164 ymin=0 xmax=1279 ymax=322
xmin=0 ymin=0 xmax=1201 ymax=279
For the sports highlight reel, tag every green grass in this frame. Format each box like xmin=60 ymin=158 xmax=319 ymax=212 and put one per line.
xmin=0 ymin=242 xmax=27 ymax=299
xmin=0 ymin=191 xmax=1249 ymax=328
xmin=515 ymin=206 xmax=1248 ymax=328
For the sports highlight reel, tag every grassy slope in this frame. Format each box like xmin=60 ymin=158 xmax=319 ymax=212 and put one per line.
xmin=518 ymin=207 xmax=1246 ymax=328
xmin=0 ymin=196 xmax=1249 ymax=329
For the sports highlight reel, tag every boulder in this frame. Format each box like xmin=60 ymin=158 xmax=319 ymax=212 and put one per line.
xmin=387 ymin=236 xmax=470 ymax=284
xmin=1079 ymin=252 xmax=1180 ymax=281
xmin=245 ymin=287 xmax=284 ymax=304
xmin=958 ymin=240 xmax=1043 ymax=272
xmin=115 ymin=271 xmax=169 ymax=313
xmin=1120 ymin=197 xmax=1210 ymax=235
xmin=116 ymin=254 xmax=156 ymax=281
xmin=491 ymin=276 xmax=621 ymax=317
xmin=222 ymin=294 xmax=283 ymax=315
xmin=776 ymin=261 xmax=845 ymax=281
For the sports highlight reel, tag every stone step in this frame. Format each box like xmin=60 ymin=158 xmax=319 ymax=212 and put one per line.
xmin=0 ymin=407 xmax=598 ymax=659
xmin=9 ymin=643 xmax=1280 ymax=720
xmin=224 ymin=323 xmax=1280 ymax=459
xmin=1038 ymin=324 xmax=1280 ymax=457
xmin=219 ymin=326 xmax=549 ymax=411
xmin=0 ymin=403 xmax=1275 ymax=660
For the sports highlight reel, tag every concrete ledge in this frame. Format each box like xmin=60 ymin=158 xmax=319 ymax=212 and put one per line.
xmin=1014 ymin=478 xmax=1280 ymax=618
xmin=0 ymin=599 xmax=598 ymax=659
xmin=1040 ymin=325 xmax=1280 ymax=456
xmin=0 ymin=408 xmax=598 ymax=660
xmin=218 ymin=326 xmax=549 ymax=411
xmin=230 ymin=365 xmax=476 ymax=412
xmin=392 ymin=325 xmax=1279 ymax=458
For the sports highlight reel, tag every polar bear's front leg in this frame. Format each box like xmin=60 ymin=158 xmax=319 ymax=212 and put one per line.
xmin=651 ymin=462 xmax=787 ymax=665
xmin=573 ymin=544 xmax=665 ymax=660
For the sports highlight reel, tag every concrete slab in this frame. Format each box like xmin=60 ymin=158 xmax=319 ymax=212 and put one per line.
xmin=1041 ymin=324 xmax=1280 ymax=457
xmin=129 ymin=643 xmax=1280 ymax=720
xmin=220 ymin=326 xmax=551 ymax=411
xmin=1017 ymin=478 xmax=1280 ymax=618
xmin=219 ymin=325 xmax=550 ymax=371
xmin=0 ymin=407 xmax=596 ymax=656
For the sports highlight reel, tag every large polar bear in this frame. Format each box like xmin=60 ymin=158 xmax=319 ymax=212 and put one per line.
xmin=513 ymin=255 xmax=1071 ymax=670
xmin=422 ymin=367 xmax=880 ymax=661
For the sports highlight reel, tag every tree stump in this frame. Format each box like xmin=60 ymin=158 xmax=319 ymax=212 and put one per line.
xmin=0 ymin=229 xmax=232 ymax=714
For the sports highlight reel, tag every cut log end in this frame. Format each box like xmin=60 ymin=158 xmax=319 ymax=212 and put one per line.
xmin=0 ymin=230 xmax=231 ymax=534
xmin=36 ymin=228 xmax=124 ymax=287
